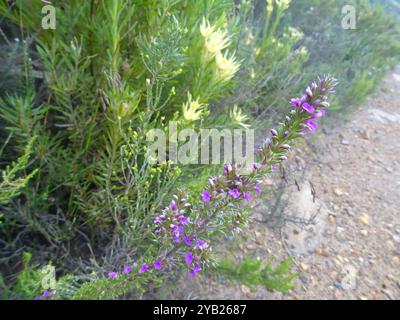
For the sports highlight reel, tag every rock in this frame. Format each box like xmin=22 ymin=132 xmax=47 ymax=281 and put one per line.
xmin=315 ymin=247 xmax=330 ymax=257
xmin=392 ymin=256 xmax=400 ymax=265
xmin=360 ymin=229 xmax=368 ymax=236
xmin=341 ymin=139 xmax=350 ymax=145
xmin=385 ymin=240 xmax=395 ymax=250
xmin=300 ymin=263 xmax=309 ymax=271
xmin=340 ymin=264 xmax=358 ymax=290
xmin=393 ymin=234 xmax=400 ymax=244
xmin=334 ymin=188 xmax=344 ymax=196
xmin=359 ymin=213 xmax=370 ymax=225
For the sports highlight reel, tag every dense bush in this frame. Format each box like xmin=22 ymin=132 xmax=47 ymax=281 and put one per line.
xmin=0 ymin=0 xmax=398 ymax=299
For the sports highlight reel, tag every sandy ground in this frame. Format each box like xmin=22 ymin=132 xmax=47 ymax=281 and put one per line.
xmin=167 ymin=68 xmax=400 ymax=300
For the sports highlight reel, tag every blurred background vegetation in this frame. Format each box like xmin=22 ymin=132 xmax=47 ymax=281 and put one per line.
xmin=0 ymin=0 xmax=399 ymax=299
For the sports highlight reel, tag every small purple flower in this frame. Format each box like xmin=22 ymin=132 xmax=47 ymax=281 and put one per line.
xmin=243 ymin=192 xmax=251 ymax=202
xmin=201 ymin=191 xmax=211 ymax=203
xmin=185 ymin=252 xmax=193 ymax=265
xmin=254 ymin=185 xmax=261 ymax=195
xmin=154 ymin=261 xmax=163 ymax=270
xmin=123 ymin=266 xmax=132 ymax=274
xmin=312 ymin=109 xmax=326 ymax=119
xmin=139 ymin=263 xmax=148 ymax=273
xmin=278 ymin=156 xmax=288 ymax=161
xmin=173 ymin=236 xmax=181 ymax=243
xmin=224 ymin=163 xmax=233 ymax=176
xmin=289 ymin=98 xmax=301 ymax=106
xmin=153 ymin=216 xmax=163 ymax=223
xmin=284 ymin=130 xmax=290 ymax=137
xmin=169 ymin=202 xmax=178 ymax=211
xmin=195 ymin=239 xmax=208 ymax=251
xmin=300 ymin=102 xmax=314 ymax=114
xmin=34 ymin=296 xmax=40 ymax=300
xmin=233 ymin=227 xmax=241 ymax=233
xmin=228 ymin=189 xmax=241 ymax=199
xmin=107 ymin=272 xmax=117 ymax=279
xmin=189 ymin=263 xmax=202 ymax=278
xmin=305 ymin=119 xmax=318 ymax=132
xmin=183 ymin=236 xmax=192 ymax=246
xmin=179 ymin=216 xmax=188 ymax=225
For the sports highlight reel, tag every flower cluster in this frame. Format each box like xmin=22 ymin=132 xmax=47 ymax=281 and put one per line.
xmin=182 ymin=92 xmax=209 ymax=121
xmin=200 ymin=17 xmax=240 ymax=83
xmin=34 ymin=77 xmax=336 ymax=299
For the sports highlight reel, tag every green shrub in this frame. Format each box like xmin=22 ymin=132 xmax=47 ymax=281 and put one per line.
xmin=218 ymin=256 xmax=299 ymax=293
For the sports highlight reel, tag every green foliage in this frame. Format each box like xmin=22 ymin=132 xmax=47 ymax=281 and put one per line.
xmin=0 ymin=136 xmax=38 ymax=206
xmin=72 ymin=272 xmax=162 ymax=300
xmin=0 ymin=0 xmax=398 ymax=300
xmin=218 ymin=256 xmax=299 ymax=293
xmin=286 ymin=0 xmax=400 ymax=113
xmin=1 ymin=252 xmax=42 ymax=299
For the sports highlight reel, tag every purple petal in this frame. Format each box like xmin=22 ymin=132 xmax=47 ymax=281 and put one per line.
xmin=201 ymin=191 xmax=211 ymax=203
xmin=185 ymin=252 xmax=193 ymax=265
xmin=300 ymin=102 xmax=314 ymax=114
xmin=139 ymin=263 xmax=148 ymax=273
xmin=154 ymin=261 xmax=163 ymax=270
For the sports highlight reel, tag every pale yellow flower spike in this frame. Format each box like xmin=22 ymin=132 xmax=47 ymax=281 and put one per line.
xmin=182 ymin=93 xmax=207 ymax=121
xmin=230 ymin=105 xmax=250 ymax=128
xmin=215 ymin=51 xmax=241 ymax=82
xmin=200 ymin=17 xmax=215 ymax=39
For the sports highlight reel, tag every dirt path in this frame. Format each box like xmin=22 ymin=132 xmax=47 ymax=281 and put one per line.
xmin=169 ymin=68 xmax=400 ymax=300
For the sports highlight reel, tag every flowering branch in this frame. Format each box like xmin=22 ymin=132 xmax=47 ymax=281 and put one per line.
xmin=37 ymin=76 xmax=337 ymax=300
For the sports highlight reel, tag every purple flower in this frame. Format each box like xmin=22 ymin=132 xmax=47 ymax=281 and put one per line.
xmin=201 ymin=191 xmax=211 ymax=203
xmin=270 ymin=129 xmax=278 ymax=137
xmin=228 ymin=189 xmax=241 ymax=199
xmin=185 ymin=252 xmax=193 ymax=265
xmin=139 ymin=263 xmax=148 ymax=273
xmin=172 ymin=236 xmax=181 ymax=243
xmin=154 ymin=261 xmax=163 ymax=270
xmin=305 ymin=119 xmax=318 ymax=132
xmin=289 ymin=98 xmax=301 ymax=106
xmin=312 ymin=109 xmax=326 ymax=119
xmin=243 ymin=192 xmax=251 ymax=202
xmin=107 ymin=272 xmax=117 ymax=279
xmin=123 ymin=266 xmax=132 ymax=274
xmin=300 ymin=102 xmax=314 ymax=114
xmin=233 ymin=227 xmax=241 ymax=233
xmin=42 ymin=291 xmax=54 ymax=297
xmin=34 ymin=296 xmax=40 ymax=300
xmin=284 ymin=130 xmax=290 ymax=137
xmin=169 ymin=202 xmax=178 ymax=211
xmin=195 ymin=239 xmax=208 ymax=251
xmin=189 ymin=263 xmax=202 ymax=278
xmin=183 ymin=236 xmax=192 ymax=246
xmin=179 ymin=216 xmax=188 ymax=225
xmin=254 ymin=185 xmax=261 ymax=195
xmin=224 ymin=163 xmax=233 ymax=176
